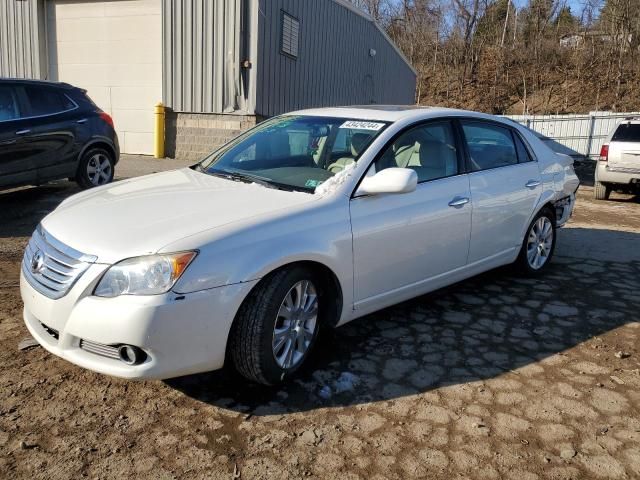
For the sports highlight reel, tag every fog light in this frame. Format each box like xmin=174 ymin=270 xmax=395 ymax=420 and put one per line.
xmin=118 ymin=345 xmax=146 ymax=365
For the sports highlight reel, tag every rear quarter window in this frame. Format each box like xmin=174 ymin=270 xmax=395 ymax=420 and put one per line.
xmin=612 ymin=123 xmax=640 ymax=142
xmin=24 ymin=86 xmax=76 ymax=116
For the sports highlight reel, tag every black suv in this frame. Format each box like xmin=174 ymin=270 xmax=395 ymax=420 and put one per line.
xmin=0 ymin=78 xmax=119 ymax=189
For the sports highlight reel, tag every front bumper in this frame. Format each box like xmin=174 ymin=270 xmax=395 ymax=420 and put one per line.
xmin=21 ymin=267 xmax=257 ymax=380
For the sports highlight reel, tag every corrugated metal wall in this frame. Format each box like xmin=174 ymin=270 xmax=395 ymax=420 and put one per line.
xmin=0 ymin=0 xmax=46 ymax=79
xmin=508 ymin=112 xmax=640 ymax=158
xmin=162 ymin=0 xmax=247 ymax=114
xmin=255 ymin=0 xmax=416 ymax=117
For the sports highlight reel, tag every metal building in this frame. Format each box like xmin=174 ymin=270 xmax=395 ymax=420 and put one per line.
xmin=0 ymin=0 xmax=416 ymax=158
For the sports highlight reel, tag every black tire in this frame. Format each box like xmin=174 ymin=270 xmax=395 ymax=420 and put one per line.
xmin=228 ymin=266 xmax=324 ymax=385
xmin=75 ymin=147 xmax=115 ymax=189
xmin=594 ymin=180 xmax=611 ymax=200
xmin=514 ymin=207 xmax=557 ymax=276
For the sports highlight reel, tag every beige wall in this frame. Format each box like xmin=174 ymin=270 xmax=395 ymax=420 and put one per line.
xmin=47 ymin=0 xmax=162 ymax=154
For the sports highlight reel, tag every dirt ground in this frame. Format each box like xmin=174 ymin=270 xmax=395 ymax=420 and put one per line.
xmin=0 ymin=158 xmax=639 ymax=479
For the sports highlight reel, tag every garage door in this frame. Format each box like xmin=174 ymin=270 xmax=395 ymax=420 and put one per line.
xmin=47 ymin=0 xmax=162 ymax=155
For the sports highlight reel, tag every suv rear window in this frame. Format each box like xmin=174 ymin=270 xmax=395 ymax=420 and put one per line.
xmin=612 ymin=123 xmax=640 ymax=142
xmin=24 ymin=86 xmax=76 ymax=116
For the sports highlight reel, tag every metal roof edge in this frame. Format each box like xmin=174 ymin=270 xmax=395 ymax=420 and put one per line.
xmin=330 ymin=0 xmax=417 ymax=77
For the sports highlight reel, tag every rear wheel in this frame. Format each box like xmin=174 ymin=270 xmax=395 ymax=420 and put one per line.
xmin=515 ymin=208 xmax=556 ymax=275
xmin=594 ymin=180 xmax=611 ymax=200
xmin=229 ymin=267 xmax=322 ymax=385
xmin=76 ymin=148 xmax=115 ymax=189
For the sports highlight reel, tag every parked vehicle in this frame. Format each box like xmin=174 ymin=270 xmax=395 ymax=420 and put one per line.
xmin=21 ymin=107 xmax=579 ymax=384
xmin=0 ymin=78 xmax=119 ymax=190
xmin=595 ymin=117 xmax=640 ymax=200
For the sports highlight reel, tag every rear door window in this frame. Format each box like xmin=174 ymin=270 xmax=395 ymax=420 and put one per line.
xmin=513 ymin=132 xmax=534 ymax=163
xmin=24 ymin=86 xmax=76 ymax=117
xmin=0 ymin=85 xmax=21 ymax=121
xmin=461 ymin=122 xmax=518 ymax=171
xmin=612 ymin=123 xmax=640 ymax=142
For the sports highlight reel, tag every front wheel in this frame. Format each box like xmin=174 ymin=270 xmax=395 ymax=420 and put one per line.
xmin=76 ymin=148 xmax=115 ymax=189
xmin=229 ymin=267 xmax=322 ymax=385
xmin=514 ymin=208 xmax=556 ymax=275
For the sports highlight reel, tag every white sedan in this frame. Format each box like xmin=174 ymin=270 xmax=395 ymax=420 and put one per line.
xmin=20 ymin=107 xmax=579 ymax=384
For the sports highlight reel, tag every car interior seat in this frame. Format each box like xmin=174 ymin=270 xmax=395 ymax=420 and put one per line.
xmin=327 ymin=132 xmax=371 ymax=173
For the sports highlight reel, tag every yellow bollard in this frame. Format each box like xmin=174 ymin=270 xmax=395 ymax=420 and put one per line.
xmin=154 ymin=102 xmax=165 ymax=158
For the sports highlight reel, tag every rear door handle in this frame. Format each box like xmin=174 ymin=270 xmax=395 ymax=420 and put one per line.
xmin=525 ymin=180 xmax=541 ymax=189
xmin=15 ymin=129 xmax=31 ymax=135
xmin=448 ymin=196 xmax=470 ymax=208
xmin=76 ymin=118 xmax=87 ymax=124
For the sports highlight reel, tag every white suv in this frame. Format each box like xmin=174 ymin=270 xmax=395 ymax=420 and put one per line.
xmin=595 ymin=118 xmax=640 ymax=200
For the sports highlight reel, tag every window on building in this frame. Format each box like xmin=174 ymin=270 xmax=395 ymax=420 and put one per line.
xmin=281 ymin=11 xmax=299 ymax=58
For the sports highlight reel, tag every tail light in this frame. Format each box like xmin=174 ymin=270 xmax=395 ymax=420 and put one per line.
xmin=599 ymin=144 xmax=609 ymax=162
xmin=98 ymin=111 xmax=114 ymax=129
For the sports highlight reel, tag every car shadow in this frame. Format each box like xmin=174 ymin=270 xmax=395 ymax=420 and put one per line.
xmin=167 ymin=228 xmax=640 ymax=415
xmin=0 ymin=182 xmax=82 ymax=239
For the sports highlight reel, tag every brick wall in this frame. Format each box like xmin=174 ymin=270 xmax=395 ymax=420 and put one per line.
xmin=165 ymin=111 xmax=259 ymax=161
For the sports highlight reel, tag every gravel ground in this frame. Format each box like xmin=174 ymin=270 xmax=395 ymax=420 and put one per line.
xmin=0 ymin=158 xmax=638 ymax=479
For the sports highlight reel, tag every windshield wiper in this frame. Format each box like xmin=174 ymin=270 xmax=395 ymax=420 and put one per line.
xmin=203 ymin=168 xmax=311 ymax=193
xmin=207 ymin=168 xmax=286 ymax=190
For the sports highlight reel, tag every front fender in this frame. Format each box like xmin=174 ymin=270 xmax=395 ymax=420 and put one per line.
xmin=168 ymin=201 xmax=354 ymax=312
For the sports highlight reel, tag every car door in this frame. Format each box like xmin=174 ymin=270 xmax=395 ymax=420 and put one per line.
xmin=460 ymin=120 xmax=542 ymax=264
xmin=0 ymin=83 xmax=38 ymax=188
xmin=350 ymin=120 xmax=472 ymax=311
xmin=15 ymin=85 xmax=82 ymax=183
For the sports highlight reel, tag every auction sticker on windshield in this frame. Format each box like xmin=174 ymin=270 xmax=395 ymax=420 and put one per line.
xmin=339 ymin=121 xmax=385 ymax=131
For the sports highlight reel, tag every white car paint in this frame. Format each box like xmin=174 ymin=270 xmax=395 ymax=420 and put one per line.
xmin=21 ymin=106 xmax=579 ymax=380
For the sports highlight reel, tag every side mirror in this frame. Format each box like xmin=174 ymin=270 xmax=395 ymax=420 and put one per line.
xmin=355 ymin=167 xmax=418 ymax=196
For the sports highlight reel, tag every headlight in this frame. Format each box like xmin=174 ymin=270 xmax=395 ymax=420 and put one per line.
xmin=94 ymin=252 xmax=197 ymax=297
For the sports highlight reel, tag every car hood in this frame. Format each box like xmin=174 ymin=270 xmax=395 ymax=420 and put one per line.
xmin=42 ymin=168 xmax=318 ymax=264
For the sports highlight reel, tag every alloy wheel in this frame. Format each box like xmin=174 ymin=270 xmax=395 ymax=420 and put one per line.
xmin=272 ymin=280 xmax=318 ymax=369
xmin=526 ymin=216 xmax=554 ymax=270
xmin=87 ymin=153 xmax=112 ymax=186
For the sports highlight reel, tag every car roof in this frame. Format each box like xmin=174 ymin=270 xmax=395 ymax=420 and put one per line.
xmin=0 ymin=77 xmax=75 ymax=90
xmin=286 ymin=105 xmax=505 ymax=123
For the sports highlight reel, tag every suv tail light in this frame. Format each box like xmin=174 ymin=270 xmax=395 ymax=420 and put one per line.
xmin=599 ymin=144 xmax=609 ymax=162
xmin=98 ymin=111 xmax=114 ymax=129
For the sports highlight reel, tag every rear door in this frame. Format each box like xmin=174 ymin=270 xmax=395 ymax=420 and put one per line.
xmin=461 ymin=120 xmax=542 ymax=264
xmin=0 ymin=83 xmax=38 ymax=188
xmin=16 ymin=85 xmax=83 ymax=183
xmin=608 ymin=122 xmax=640 ymax=170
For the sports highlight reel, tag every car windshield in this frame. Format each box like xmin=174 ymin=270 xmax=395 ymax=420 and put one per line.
xmin=197 ymin=115 xmax=389 ymax=192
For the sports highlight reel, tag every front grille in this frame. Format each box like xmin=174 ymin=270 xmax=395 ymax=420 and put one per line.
xmin=22 ymin=225 xmax=97 ymax=300
xmin=79 ymin=339 xmax=121 ymax=360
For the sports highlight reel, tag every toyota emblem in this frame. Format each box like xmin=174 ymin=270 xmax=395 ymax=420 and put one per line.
xmin=31 ymin=250 xmax=45 ymax=274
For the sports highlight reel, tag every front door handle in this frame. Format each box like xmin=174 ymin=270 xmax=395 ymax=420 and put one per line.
xmin=525 ymin=180 xmax=541 ymax=189
xmin=15 ymin=129 xmax=31 ymax=135
xmin=448 ymin=196 xmax=470 ymax=208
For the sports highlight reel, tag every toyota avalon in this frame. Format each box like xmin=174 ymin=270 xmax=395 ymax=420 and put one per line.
xmin=20 ymin=106 xmax=579 ymax=384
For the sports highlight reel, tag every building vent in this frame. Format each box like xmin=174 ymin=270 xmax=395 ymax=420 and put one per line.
xmin=281 ymin=11 xmax=299 ymax=58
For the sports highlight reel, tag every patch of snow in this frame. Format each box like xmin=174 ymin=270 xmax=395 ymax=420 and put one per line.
xmin=334 ymin=372 xmax=359 ymax=393
xmin=317 ymin=371 xmax=360 ymax=399
xmin=318 ymin=385 xmax=332 ymax=399
xmin=314 ymin=162 xmax=357 ymax=196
